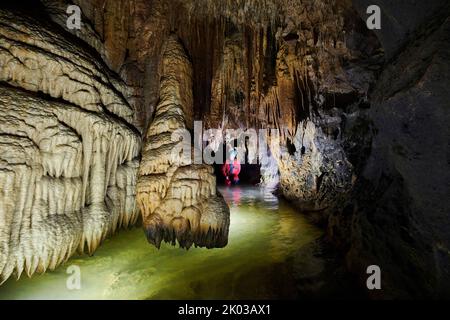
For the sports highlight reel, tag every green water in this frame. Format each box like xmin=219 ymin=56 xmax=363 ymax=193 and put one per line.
xmin=0 ymin=186 xmax=323 ymax=300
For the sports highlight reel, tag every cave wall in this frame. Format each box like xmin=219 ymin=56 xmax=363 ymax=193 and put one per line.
xmin=352 ymin=0 xmax=449 ymax=59
xmin=328 ymin=1 xmax=450 ymax=298
xmin=0 ymin=6 xmax=140 ymax=283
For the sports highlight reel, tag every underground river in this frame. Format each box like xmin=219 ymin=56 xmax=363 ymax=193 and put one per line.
xmin=0 ymin=186 xmax=339 ymax=300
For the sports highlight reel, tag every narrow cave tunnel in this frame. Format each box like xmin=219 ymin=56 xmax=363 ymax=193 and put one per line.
xmin=0 ymin=0 xmax=449 ymax=302
xmin=212 ymin=138 xmax=263 ymax=186
xmin=214 ymin=160 xmax=263 ymax=186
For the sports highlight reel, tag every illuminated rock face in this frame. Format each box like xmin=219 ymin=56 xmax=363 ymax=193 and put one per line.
xmin=0 ymin=10 xmax=134 ymax=124
xmin=136 ymin=36 xmax=230 ymax=249
xmin=277 ymin=121 xmax=353 ymax=212
xmin=0 ymin=8 xmax=140 ymax=283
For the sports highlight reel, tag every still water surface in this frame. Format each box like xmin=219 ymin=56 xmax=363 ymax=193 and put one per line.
xmin=0 ymin=186 xmax=323 ymax=299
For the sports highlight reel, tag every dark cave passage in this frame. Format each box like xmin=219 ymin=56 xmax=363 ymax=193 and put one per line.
xmin=212 ymin=138 xmax=263 ymax=186
xmin=214 ymin=163 xmax=262 ymax=186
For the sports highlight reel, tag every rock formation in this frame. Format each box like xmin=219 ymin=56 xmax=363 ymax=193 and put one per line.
xmin=0 ymin=6 xmax=140 ymax=283
xmin=136 ymin=36 xmax=230 ymax=249
xmin=330 ymin=0 xmax=450 ymax=298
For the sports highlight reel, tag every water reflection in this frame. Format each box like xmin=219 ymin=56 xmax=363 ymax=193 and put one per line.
xmin=221 ymin=185 xmax=279 ymax=210
xmin=0 ymin=186 xmax=322 ymax=300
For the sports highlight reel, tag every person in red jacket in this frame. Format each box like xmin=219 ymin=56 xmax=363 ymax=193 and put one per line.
xmin=222 ymin=148 xmax=241 ymax=186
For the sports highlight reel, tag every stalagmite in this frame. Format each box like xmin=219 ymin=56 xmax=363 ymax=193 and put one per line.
xmin=137 ymin=35 xmax=230 ymax=249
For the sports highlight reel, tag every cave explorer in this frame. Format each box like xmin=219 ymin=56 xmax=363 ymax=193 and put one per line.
xmin=221 ymin=148 xmax=241 ymax=186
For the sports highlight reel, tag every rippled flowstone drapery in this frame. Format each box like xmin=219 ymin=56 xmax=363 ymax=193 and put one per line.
xmin=136 ymin=36 xmax=230 ymax=249
xmin=0 ymin=8 xmax=141 ymax=284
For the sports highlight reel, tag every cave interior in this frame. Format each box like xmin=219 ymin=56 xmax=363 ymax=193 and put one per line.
xmin=0 ymin=0 xmax=449 ymax=299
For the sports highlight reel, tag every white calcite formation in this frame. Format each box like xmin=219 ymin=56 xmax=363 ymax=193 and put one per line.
xmin=137 ymin=36 xmax=230 ymax=249
xmin=277 ymin=121 xmax=353 ymax=212
xmin=0 ymin=9 xmax=140 ymax=284
xmin=0 ymin=10 xmax=134 ymax=124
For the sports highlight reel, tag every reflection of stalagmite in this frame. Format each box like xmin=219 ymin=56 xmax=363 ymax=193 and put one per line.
xmin=137 ymin=35 xmax=230 ymax=249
